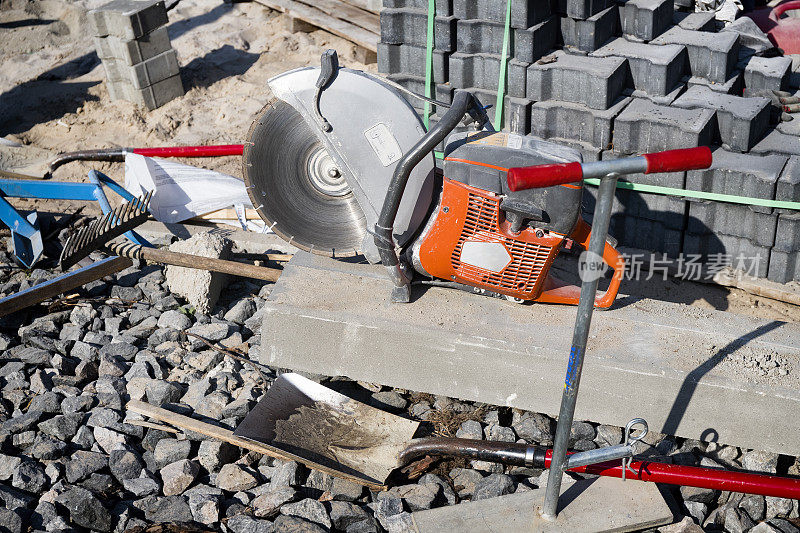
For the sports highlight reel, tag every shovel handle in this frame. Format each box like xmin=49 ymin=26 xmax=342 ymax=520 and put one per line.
xmin=398 ymin=438 xmax=543 ymax=468
xmin=507 ymin=146 xmax=713 ymax=192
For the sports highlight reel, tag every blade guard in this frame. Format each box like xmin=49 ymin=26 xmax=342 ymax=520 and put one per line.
xmin=267 ymin=67 xmax=435 ymax=262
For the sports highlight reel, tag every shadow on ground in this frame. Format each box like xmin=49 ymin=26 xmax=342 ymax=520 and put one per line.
xmin=181 ymin=45 xmax=259 ymax=90
xmin=0 ymin=52 xmax=100 ymax=136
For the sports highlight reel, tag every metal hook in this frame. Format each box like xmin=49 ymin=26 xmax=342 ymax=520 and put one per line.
xmin=622 ymin=418 xmax=648 ymax=480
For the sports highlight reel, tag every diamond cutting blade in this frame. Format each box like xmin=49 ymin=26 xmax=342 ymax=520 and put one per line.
xmin=243 ymin=99 xmax=367 ymax=257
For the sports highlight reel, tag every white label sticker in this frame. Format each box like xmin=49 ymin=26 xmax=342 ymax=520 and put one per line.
xmin=365 ymin=123 xmax=403 ymax=166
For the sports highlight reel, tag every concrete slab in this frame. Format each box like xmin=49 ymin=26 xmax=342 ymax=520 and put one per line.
xmin=261 ymin=252 xmax=800 ymax=456
xmin=411 ymin=476 xmax=673 ymax=533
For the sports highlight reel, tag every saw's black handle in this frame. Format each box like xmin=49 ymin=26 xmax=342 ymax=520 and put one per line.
xmin=316 ymin=49 xmax=339 ymax=89
xmin=373 ymin=90 xmax=480 ymax=302
xmin=314 ymin=50 xmax=339 ymax=132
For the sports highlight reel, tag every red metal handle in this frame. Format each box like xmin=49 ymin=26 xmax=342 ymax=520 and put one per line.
xmin=544 ymin=450 xmax=800 ymax=499
xmin=772 ymin=0 xmax=800 ymax=19
xmin=133 ymin=144 xmax=244 ymax=158
xmin=507 ymin=162 xmax=583 ymax=192
xmin=642 ymin=146 xmax=712 ymax=174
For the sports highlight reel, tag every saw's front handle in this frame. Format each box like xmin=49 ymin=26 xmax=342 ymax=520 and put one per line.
xmin=506 ymin=146 xmax=713 ymax=192
xmin=374 ymin=90 xmax=485 ymax=302
xmin=571 ymin=218 xmax=625 ymax=309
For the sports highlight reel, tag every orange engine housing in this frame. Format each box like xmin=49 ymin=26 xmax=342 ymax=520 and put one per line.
xmin=417 ymin=178 xmax=566 ymax=301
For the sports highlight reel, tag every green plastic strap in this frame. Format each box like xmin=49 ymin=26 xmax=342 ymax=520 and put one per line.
xmin=583 ymin=178 xmax=800 ymax=210
xmin=493 ymin=0 xmax=513 ymax=128
xmin=422 ymin=0 xmax=435 ymax=129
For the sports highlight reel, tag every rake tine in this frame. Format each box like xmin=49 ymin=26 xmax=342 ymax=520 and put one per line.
xmin=59 ymin=192 xmax=153 ymax=271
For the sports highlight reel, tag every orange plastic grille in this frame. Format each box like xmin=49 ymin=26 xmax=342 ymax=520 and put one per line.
xmin=451 ymin=192 xmax=553 ymax=294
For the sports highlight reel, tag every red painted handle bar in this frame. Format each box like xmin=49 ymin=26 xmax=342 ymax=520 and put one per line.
xmin=507 ymin=146 xmax=713 ymax=192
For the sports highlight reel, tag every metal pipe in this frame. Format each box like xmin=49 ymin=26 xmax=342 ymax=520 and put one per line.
xmin=48 ymin=144 xmax=244 ymax=173
xmin=564 ymin=443 xmax=635 ymax=470
xmin=543 ymin=451 xmax=800 ymax=500
xmin=390 ymin=437 xmax=800 ymax=500
xmin=106 ymin=241 xmax=282 ymax=282
xmin=541 ymin=173 xmax=619 ymax=520
xmin=398 ymin=438 xmax=543 ymax=468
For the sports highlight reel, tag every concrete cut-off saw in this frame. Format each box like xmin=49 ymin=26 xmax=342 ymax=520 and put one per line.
xmin=243 ymin=50 xmax=712 ymax=307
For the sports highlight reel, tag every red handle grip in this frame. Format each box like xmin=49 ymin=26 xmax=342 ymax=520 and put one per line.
xmin=133 ymin=144 xmax=244 ymax=158
xmin=643 ymin=146 xmax=712 ymax=174
xmin=507 ymin=161 xmax=583 ymax=192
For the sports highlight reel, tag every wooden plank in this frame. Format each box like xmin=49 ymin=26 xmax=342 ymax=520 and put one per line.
xmin=0 ymin=256 xmax=132 ymax=317
xmin=127 ymin=400 xmax=385 ymax=490
xmin=254 ymin=0 xmax=379 ymax=51
xmin=339 ymin=0 xmax=381 ymax=15
xmin=294 ymin=0 xmax=379 ymax=34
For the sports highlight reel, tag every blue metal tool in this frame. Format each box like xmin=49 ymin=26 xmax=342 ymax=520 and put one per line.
xmin=0 ymin=171 xmax=150 ymax=268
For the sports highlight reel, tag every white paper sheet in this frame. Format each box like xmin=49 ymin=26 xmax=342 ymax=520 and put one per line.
xmin=124 ymin=153 xmax=253 ymax=223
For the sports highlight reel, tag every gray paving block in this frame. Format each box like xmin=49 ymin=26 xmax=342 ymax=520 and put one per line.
xmin=526 ymin=50 xmax=626 ymax=109
xmin=452 ymin=0 xmax=551 ymax=29
xmin=721 ymin=17 xmax=775 ymax=61
xmin=751 ymin=129 xmax=800 ymax=158
xmin=629 ymin=83 xmax=684 ymax=106
xmin=620 ymin=0 xmax=674 ymax=42
xmin=606 ymin=212 xmax=684 ymax=256
xmin=513 ymin=16 xmax=558 ymax=63
xmin=505 ymin=97 xmax=532 ymax=135
xmin=687 ymin=201 xmax=778 ymax=247
xmin=602 ymin=150 xmax=687 ymax=226
xmin=507 ymin=58 xmax=529 ymax=98
xmin=102 ymin=48 xmax=179 ymax=89
xmin=591 ymin=38 xmax=687 ymax=96
xmin=768 ymin=213 xmax=800 ymax=282
xmin=383 ymin=0 xmax=451 ymax=16
xmin=107 ymin=73 xmax=184 ymax=110
xmin=456 ymin=19 xmax=509 ymax=55
xmin=776 ymin=156 xmax=800 ymax=213
xmin=377 ymin=43 xmax=448 ymax=83
xmin=671 ymin=85 xmax=770 ymax=152
xmin=773 ymin=212 xmax=800 ymax=252
xmin=686 ymin=148 xmax=787 ymax=215
xmin=651 ymin=27 xmax=739 ymax=84
xmin=559 ymin=5 xmax=618 ymax=53
xmin=530 ymin=96 xmax=632 ymax=151
xmin=448 ymin=53 xmax=503 ymax=90
xmin=685 ymin=72 xmax=743 ymax=95
xmin=557 ymin=0 xmax=614 ymax=20
xmin=529 ymin=134 xmax=603 ymax=161
xmin=768 ymin=249 xmax=800 ymax=283
xmin=673 ymin=10 xmax=715 ymax=32
xmin=683 ymin=230 xmax=770 ymax=278
xmin=741 ymin=55 xmax=792 ymax=95
xmin=612 ymin=98 xmax=715 ymax=154
xmin=93 ymin=26 xmax=171 ymax=65
xmin=380 ymin=9 xmax=457 ymax=51
xmin=88 ymin=0 xmax=167 ymax=39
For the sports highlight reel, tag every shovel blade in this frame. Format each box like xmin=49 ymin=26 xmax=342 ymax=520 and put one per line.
xmin=234 ymin=373 xmax=420 ymax=486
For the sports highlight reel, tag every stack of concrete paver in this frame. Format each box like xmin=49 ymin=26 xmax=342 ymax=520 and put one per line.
xmin=378 ymin=0 xmax=800 ymax=284
xmin=89 ymin=0 xmax=184 ymax=110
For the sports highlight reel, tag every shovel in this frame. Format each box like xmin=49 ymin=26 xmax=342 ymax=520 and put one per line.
xmin=234 ymin=373 xmax=800 ymax=499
